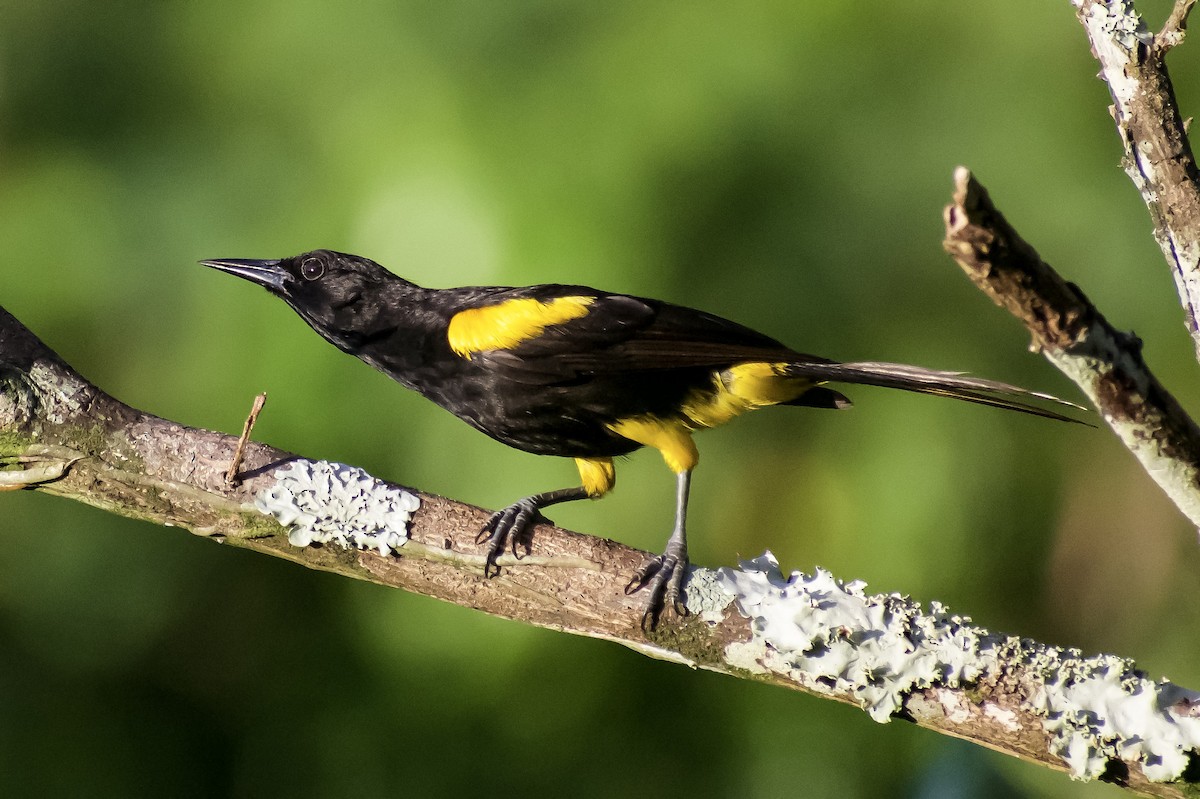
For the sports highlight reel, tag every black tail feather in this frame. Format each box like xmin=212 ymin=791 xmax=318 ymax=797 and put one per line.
xmin=782 ymin=361 xmax=1089 ymax=425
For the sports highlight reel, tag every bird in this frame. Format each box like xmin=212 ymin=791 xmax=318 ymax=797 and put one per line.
xmin=201 ymin=249 xmax=1083 ymax=628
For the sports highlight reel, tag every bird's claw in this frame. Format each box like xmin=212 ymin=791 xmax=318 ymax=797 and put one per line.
xmin=626 ymin=553 xmax=689 ymax=631
xmin=478 ymin=498 xmax=543 ymax=577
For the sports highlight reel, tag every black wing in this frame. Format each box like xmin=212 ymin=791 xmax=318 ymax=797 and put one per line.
xmin=468 ymin=286 xmax=818 ymax=384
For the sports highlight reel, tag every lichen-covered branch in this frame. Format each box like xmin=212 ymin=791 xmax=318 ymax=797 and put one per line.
xmin=1072 ymin=0 xmax=1200 ymax=359
xmin=944 ymin=167 xmax=1200 ymax=531
xmin=1158 ymin=0 xmax=1197 ymax=50
xmin=1 ymin=306 xmax=1197 ymax=794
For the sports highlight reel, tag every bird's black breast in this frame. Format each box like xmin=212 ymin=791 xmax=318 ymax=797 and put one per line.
xmin=423 ymin=359 xmax=714 ymax=457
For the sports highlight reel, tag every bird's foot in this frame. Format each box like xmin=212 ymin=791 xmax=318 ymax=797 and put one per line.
xmin=477 ymin=497 xmax=544 ymax=577
xmin=625 ymin=543 xmax=689 ymax=632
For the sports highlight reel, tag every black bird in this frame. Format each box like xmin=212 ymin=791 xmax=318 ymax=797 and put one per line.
xmin=202 ymin=249 xmax=1082 ymax=627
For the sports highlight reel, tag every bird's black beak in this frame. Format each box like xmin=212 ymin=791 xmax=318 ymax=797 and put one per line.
xmin=199 ymin=258 xmax=290 ymax=292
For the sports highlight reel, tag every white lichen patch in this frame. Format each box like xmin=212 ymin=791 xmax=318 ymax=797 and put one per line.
xmin=935 ymin=688 xmax=972 ymax=725
xmin=1078 ymin=0 xmax=1151 ymax=50
xmin=682 ymin=566 xmax=733 ymax=622
xmin=255 ymin=460 xmax=419 ymax=556
xmin=1026 ymin=649 xmax=1200 ymax=781
xmin=716 ymin=552 xmax=1200 ymax=783
xmin=984 ymin=702 xmax=1020 ymax=733
xmin=717 ymin=552 xmax=995 ymax=723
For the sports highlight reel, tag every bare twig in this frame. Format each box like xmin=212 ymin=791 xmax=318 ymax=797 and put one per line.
xmin=944 ymin=166 xmax=1200 ymax=531
xmin=225 ymin=392 xmax=267 ymax=486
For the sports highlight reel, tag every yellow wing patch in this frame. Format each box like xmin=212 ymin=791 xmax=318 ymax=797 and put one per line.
xmin=448 ymin=296 xmax=595 ymax=358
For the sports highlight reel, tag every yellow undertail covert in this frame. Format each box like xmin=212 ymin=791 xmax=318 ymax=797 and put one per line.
xmin=608 ymin=362 xmax=811 ymax=474
xmin=448 ymin=296 xmax=595 ymax=358
xmin=682 ymin=362 xmax=810 ymax=428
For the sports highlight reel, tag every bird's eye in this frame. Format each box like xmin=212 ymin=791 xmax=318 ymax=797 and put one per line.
xmin=300 ymin=258 xmax=325 ymax=281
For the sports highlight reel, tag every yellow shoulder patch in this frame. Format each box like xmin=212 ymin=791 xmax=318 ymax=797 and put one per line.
xmin=447 ymin=296 xmax=595 ymax=358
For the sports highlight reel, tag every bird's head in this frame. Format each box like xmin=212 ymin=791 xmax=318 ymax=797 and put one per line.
xmin=201 ymin=249 xmax=410 ymax=347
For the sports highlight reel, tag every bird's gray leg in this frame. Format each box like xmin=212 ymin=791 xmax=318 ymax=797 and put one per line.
xmin=625 ymin=469 xmax=691 ymax=630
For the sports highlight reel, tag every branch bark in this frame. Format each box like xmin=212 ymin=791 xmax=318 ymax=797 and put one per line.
xmin=1159 ymin=0 xmax=1197 ymax=50
xmin=2 ymin=307 xmax=1197 ymax=796
xmin=943 ymin=167 xmax=1200 ymax=532
xmin=1072 ymin=0 xmax=1200 ymax=359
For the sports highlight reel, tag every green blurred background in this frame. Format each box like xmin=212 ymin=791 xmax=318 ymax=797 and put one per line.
xmin=3 ymin=1 xmax=1199 ymax=796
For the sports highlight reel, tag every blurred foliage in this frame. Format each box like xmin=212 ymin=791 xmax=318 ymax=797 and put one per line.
xmin=2 ymin=1 xmax=1199 ymax=796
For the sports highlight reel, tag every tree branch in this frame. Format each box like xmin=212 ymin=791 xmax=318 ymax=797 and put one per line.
xmin=943 ymin=166 xmax=1200 ymax=532
xmin=1160 ymin=0 xmax=1197 ymax=51
xmin=1072 ymin=0 xmax=1200 ymax=359
xmin=2 ymin=306 xmax=1197 ymax=795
